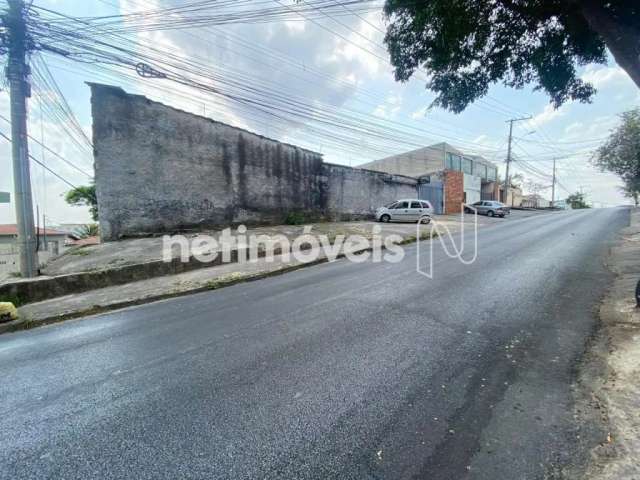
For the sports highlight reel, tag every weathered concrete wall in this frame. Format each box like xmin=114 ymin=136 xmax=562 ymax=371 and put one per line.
xmin=463 ymin=173 xmax=481 ymax=205
xmin=482 ymin=181 xmax=500 ymax=201
xmin=323 ymin=163 xmax=418 ymax=220
xmin=90 ymin=84 xmax=419 ymax=239
xmin=91 ymin=84 xmax=326 ymax=240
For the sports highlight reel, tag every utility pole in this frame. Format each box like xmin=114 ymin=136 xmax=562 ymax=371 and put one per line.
xmin=551 ymin=157 xmax=556 ymax=208
xmin=504 ymin=116 xmax=531 ymax=204
xmin=5 ymin=0 xmax=37 ymax=277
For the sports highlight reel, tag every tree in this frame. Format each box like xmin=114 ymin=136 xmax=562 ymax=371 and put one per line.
xmin=567 ymin=191 xmax=591 ymax=209
xmin=620 ymin=177 xmax=640 ymax=207
xmin=383 ymin=1 xmax=640 ymax=113
xmin=510 ymin=173 xmax=525 ymax=189
xmin=593 ymin=108 xmax=640 ymax=206
xmin=65 ymin=184 xmax=98 ymax=222
xmin=78 ymin=223 xmax=100 ymax=238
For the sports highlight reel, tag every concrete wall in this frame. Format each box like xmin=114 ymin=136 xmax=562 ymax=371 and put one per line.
xmin=482 ymin=181 xmax=500 ymax=201
xmin=91 ymin=84 xmax=418 ymax=239
xmin=0 ymin=242 xmax=64 ymax=279
xmin=91 ymin=84 xmax=327 ymax=240
xmin=323 ymin=163 xmax=418 ymax=220
xmin=463 ymin=174 xmax=481 ymax=205
xmin=505 ymin=186 xmax=523 ymax=207
xmin=359 ymin=145 xmax=444 ymax=178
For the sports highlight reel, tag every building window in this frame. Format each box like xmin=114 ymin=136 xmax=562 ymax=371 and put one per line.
xmin=477 ymin=164 xmax=487 ymax=179
xmin=487 ymin=166 xmax=497 ymax=181
xmin=445 ymin=152 xmax=462 ymax=171
xmin=463 ymin=157 xmax=473 ymax=174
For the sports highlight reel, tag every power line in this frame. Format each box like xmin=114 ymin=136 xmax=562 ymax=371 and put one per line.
xmin=28 ymin=6 xmax=507 ymax=160
xmin=0 ymin=130 xmax=78 ymax=189
xmin=0 ymin=113 xmax=93 ymax=178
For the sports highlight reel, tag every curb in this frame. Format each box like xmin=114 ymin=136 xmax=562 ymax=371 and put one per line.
xmin=4 ymin=232 xmax=438 ymax=334
xmin=1 ymin=227 xmax=436 ymax=306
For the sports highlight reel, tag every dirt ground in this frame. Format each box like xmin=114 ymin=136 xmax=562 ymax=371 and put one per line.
xmin=578 ymin=208 xmax=640 ymax=479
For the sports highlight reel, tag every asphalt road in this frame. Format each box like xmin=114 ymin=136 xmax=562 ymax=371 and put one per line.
xmin=0 ymin=208 xmax=629 ymax=480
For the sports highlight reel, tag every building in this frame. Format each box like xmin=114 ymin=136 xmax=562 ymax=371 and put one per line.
xmin=499 ymin=185 xmax=523 ymax=207
xmin=520 ymin=194 xmax=551 ymax=209
xmin=359 ymin=142 xmax=500 ymax=213
xmin=0 ymin=225 xmax=68 ymax=277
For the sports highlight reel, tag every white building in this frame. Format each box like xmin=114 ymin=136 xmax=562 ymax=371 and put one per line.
xmin=359 ymin=142 xmax=500 ymax=207
xmin=0 ymin=225 xmax=68 ymax=277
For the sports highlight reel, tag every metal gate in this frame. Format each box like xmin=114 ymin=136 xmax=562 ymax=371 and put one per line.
xmin=418 ymin=181 xmax=444 ymax=214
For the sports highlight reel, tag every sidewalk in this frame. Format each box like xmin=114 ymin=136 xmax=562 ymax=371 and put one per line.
xmin=0 ymin=217 xmax=467 ymax=333
xmin=583 ymin=208 xmax=640 ymax=479
xmin=0 ymin=220 xmax=453 ymax=305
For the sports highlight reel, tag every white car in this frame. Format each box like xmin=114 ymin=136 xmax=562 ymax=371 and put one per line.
xmin=376 ymin=199 xmax=434 ymax=223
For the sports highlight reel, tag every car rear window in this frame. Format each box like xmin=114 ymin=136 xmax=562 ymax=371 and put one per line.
xmin=420 ymin=201 xmax=430 ymax=209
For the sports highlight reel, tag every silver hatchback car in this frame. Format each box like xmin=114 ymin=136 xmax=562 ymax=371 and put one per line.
xmin=376 ymin=199 xmax=434 ymax=223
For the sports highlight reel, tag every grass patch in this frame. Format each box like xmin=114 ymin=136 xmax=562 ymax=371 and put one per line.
xmin=0 ymin=293 xmax=27 ymax=307
xmin=203 ymin=272 xmax=246 ymax=290
xmin=68 ymin=248 xmax=91 ymax=256
xmin=399 ymin=230 xmax=439 ymax=245
xmin=284 ymin=211 xmax=308 ymax=225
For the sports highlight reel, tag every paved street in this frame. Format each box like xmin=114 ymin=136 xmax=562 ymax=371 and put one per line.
xmin=0 ymin=208 xmax=629 ymax=479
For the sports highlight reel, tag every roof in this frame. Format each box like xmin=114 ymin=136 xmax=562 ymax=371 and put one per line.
xmin=0 ymin=224 xmax=67 ymax=236
xmin=363 ymin=142 xmax=497 ymax=169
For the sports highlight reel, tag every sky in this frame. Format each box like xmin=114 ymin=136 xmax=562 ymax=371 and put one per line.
xmin=1 ymin=0 xmax=638 ymax=226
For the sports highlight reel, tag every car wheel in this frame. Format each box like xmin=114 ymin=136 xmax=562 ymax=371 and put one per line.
xmin=418 ymin=216 xmax=431 ymax=225
xmin=464 ymin=207 xmax=471 ymax=213
xmin=487 ymin=210 xmax=495 ymax=217
xmin=380 ymin=214 xmax=391 ymax=223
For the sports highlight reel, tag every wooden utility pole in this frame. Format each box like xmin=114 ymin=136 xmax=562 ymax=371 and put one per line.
xmin=551 ymin=157 xmax=556 ymax=208
xmin=504 ymin=116 xmax=531 ymax=203
xmin=5 ymin=0 xmax=37 ymax=277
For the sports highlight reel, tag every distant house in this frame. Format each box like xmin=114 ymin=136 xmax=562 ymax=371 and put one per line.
xmin=520 ymin=194 xmax=551 ymax=209
xmin=359 ymin=142 xmax=501 ymax=213
xmin=0 ymin=225 xmax=68 ymax=277
xmin=499 ymin=185 xmax=523 ymax=208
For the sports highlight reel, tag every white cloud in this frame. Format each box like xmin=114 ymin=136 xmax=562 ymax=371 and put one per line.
xmin=284 ymin=20 xmax=306 ymax=34
xmin=581 ymin=65 xmax=631 ymax=89
xmin=529 ymin=103 xmax=566 ymax=128
xmin=564 ymin=122 xmax=583 ymax=134
xmin=411 ymin=106 xmax=428 ymax=120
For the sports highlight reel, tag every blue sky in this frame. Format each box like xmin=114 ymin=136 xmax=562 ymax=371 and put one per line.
xmin=1 ymin=0 xmax=638 ymax=226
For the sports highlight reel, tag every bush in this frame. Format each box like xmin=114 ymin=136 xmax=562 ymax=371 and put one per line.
xmin=284 ymin=212 xmax=308 ymax=225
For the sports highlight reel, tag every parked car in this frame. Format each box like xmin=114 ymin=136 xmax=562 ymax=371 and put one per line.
xmin=465 ymin=200 xmax=510 ymax=217
xmin=376 ymin=199 xmax=434 ymax=223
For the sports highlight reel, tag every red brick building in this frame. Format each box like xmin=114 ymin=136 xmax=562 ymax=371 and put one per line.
xmin=443 ymin=170 xmax=464 ymax=214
